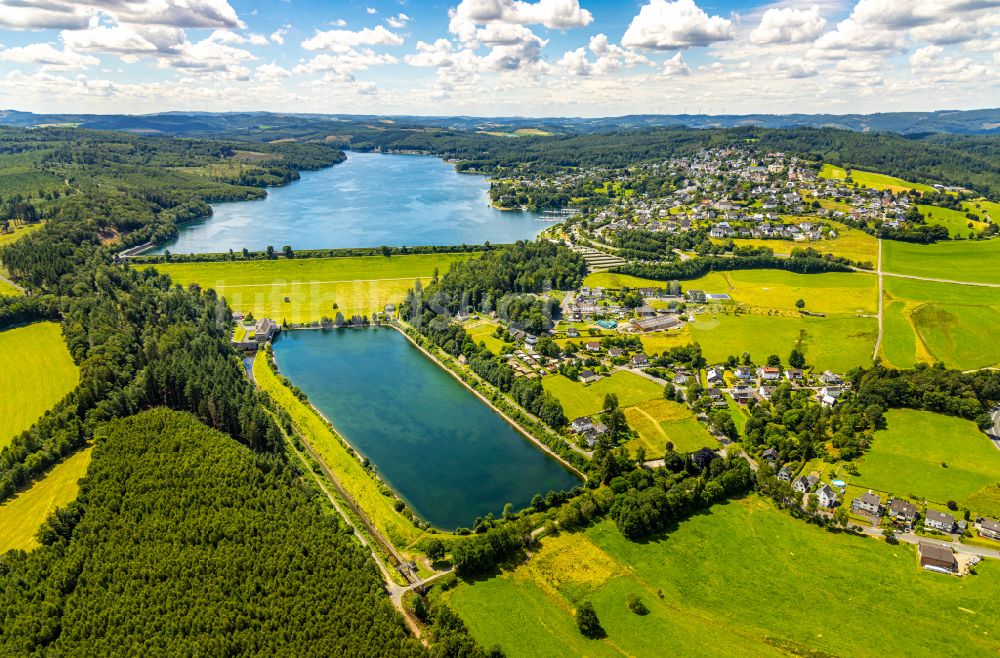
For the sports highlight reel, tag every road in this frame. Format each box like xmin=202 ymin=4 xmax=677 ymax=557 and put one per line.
xmin=872 ymin=238 xmax=883 ymax=362
xmin=857 ymin=526 xmax=1000 ymax=559
xmin=989 ymin=410 xmax=1000 ymax=451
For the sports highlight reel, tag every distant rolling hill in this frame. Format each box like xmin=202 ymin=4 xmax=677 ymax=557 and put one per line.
xmin=1 ymin=108 xmax=998 ymax=136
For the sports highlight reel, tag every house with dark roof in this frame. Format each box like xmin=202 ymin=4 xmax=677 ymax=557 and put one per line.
xmin=608 ymin=347 xmax=625 ymax=358
xmin=761 ymin=448 xmax=779 ymax=464
xmin=566 ymin=326 xmax=580 ymax=338
xmin=816 ymin=484 xmax=837 ymax=509
xmin=852 ymin=491 xmax=882 ymax=516
xmin=925 ymin=509 xmax=957 ymax=533
xmin=571 ymin=417 xmax=594 ymax=433
xmin=631 ymin=353 xmax=650 ymax=368
xmin=793 ymin=474 xmax=817 ymax=494
xmin=918 ymin=542 xmax=958 ymax=574
xmin=888 ymin=498 xmax=918 ymax=525
xmin=777 ymin=465 xmax=794 ymax=482
xmin=579 ymin=369 xmax=599 ymax=384
xmin=979 ymin=518 xmax=1000 ymax=541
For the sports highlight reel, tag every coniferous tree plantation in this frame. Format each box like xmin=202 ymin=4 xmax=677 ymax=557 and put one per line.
xmin=0 ymin=409 xmax=426 ymax=656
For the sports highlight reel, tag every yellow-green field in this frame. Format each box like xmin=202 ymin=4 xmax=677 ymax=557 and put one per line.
xmin=883 ymin=239 xmax=1000 ymax=285
xmin=880 ymin=277 xmax=1000 ymax=369
xmin=0 ymin=446 xmax=92 ymax=553
xmin=253 ymin=352 xmax=427 ymax=548
xmin=690 ymin=313 xmax=876 ymax=372
xmin=712 ymin=226 xmax=878 ymax=265
xmin=587 ymin=269 xmax=877 ymax=315
xmin=542 ymin=372 xmax=663 ymax=420
xmin=446 ymin=497 xmax=1000 ymax=658
xmin=852 ymin=409 xmax=1000 ymax=517
xmin=0 ymin=322 xmax=80 ymax=450
xmin=146 ymin=253 xmax=472 ymax=323
xmin=622 ymin=398 xmax=717 ymax=458
xmin=819 ymin=164 xmax=937 ymax=194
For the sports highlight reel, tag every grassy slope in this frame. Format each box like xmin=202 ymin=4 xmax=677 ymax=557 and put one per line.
xmin=148 ymin=253 xmax=471 ymax=323
xmin=622 ymin=398 xmax=717 ymax=458
xmin=853 ymin=409 xmax=1000 ymax=516
xmin=819 ymin=164 xmax=938 ymax=194
xmin=253 ymin=352 xmax=426 ymax=548
xmin=883 ymin=239 xmax=1000 ymax=284
xmin=449 ymin=498 xmax=1000 ymax=658
xmin=918 ymin=204 xmax=988 ymax=238
xmin=0 ymin=322 xmax=80 ymax=450
xmin=713 ymin=226 xmax=878 ymax=265
xmin=542 ymin=372 xmax=663 ymax=419
xmin=0 ymin=447 xmax=93 ymax=553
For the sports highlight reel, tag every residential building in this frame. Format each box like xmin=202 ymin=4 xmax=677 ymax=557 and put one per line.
xmin=925 ymin=509 xmax=957 ymax=533
xmin=585 ymin=341 xmax=601 ymax=352
xmin=777 ymin=465 xmax=794 ymax=482
xmin=761 ymin=448 xmax=779 ymax=464
xmin=631 ymin=353 xmax=650 ymax=368
xmin=760 ymin=367 xmax=781 ymax=381
xmin=579 ymin=369 xmax=599 ymax=384
xmin=888 ymin=498 xmax=918 ymax=525
xmin=817 ymin=484 xmax=837 ymax=509
xmin=631 ymin=315 xmax=680 ymax=332
xmin=567 ymin=327 xmax=580 ymax=338
xmin=852 ymin=491 xmax=882 ymax=516
xmin=793 ymin=475 xmax=817 ymax=494
xmin=571 ymin=417 xmax=593 ymax=433
xmin=979 ymin=518 xmax=1000 ymax=541
xmin=784 ymin=368 xmax=804 ymax=382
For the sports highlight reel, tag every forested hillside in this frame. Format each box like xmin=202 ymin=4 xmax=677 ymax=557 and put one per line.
xmin=0 ymin=409 xmax=426 ymax=657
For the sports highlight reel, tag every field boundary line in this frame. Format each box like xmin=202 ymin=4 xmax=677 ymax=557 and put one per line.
xmin=206 ymin=276 xmax=426 ymax=289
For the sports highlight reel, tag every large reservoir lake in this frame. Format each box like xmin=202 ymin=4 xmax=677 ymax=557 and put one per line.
xmin=151 ymin=151 xmax=542 ymax=254
xmin=272 ymin=328 xmax=581 ymax=529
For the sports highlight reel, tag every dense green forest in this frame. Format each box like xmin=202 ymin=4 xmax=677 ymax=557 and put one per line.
xmin=0 ymin=409 xmax=426 ymax=656
xmin=0 ymin=127 xmax=344 ymax=288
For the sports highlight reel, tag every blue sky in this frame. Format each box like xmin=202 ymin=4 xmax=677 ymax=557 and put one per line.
xmin=0 ymin=0 xmax=996 ymax=116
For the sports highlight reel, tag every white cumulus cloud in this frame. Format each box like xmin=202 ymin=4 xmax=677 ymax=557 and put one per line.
xmin=749 ymin=5 xmax=826 ymax=45
xmin=302 ymin=25 xmax=404 ymax=52
xmin=622 ymin=0 xmax=734 ymax=51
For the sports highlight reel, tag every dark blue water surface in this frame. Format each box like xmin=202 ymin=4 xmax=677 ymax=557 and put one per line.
xmin=272 ymin=328 xmax=581 ymax=529
xmin=150 ymin=151 xmax=541 ymax=254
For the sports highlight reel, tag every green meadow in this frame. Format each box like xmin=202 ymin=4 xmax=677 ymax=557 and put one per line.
xmin=0 ymin=322 xmax=79 ymax=450
xmin=542 ymin=372 xmax=663 ymax=420
xmin=689 ymin=313 xmax=876 ymax=372
xmin=918 ymin=204 xmax=988 ymax=238
xmin=713 ymin=226 xmax=878 ymax=265
xmin=883 ymin=239 xmax=1000 ymax=284
xmin=447 ymin=497 xmax=1000 ymax=658
xmin=853 ymin=409 xmax=1000 ymax=517
xmin=622 ymin=398 xmax=717 ymax=458
xmin=0 ymin=446 xmax=93 ymax=553
xmin=881 ymin=277 xmax=1000 ymax=369
xmin=147 ymin=252 xmax=472 ymax=324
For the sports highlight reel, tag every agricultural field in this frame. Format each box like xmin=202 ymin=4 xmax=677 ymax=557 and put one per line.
xmin=818 ymin=164 xmax=937 ymax=194
xmin=712 ymin=226 xmax=878 ymax=265
xmin=852 ymin=409 xmax=1000 ymax=517
xmin=542 ymin=372 xmax=663 ymax=420
xmin=0 ymin=322 xmax=80 ymax=450
xmin=637 ymin=328 xmax=691 ymax=355
xmin=622 ymin=398 xmax=717 ymax=458
xmin=447 ymin=497 xmax=1000 ymax=658
xmin=0 ymin=446 xmax=93 ymax=553
xmin=147 ymin=252 xmax=472 ymax=323
xmin=880 ymin=277 xmax=1000 ymax=370
xmin=917 ymin=204 xmax=988 ymax=238
xmin=253 ymin=352 xmax=427 ymax=549
xmin=689 ymin=313 xmax=877 ymax=373
xmin=883 ymin=238 xmax=1000 ymax=285
xmin=588 ymin=269 xmax=877 ymax=316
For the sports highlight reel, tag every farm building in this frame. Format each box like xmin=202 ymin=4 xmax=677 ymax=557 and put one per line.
xmin=918 ymin=542 xmax=958 ymax=574
xmin=630 ymin=315 xmax=680 ymax=332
